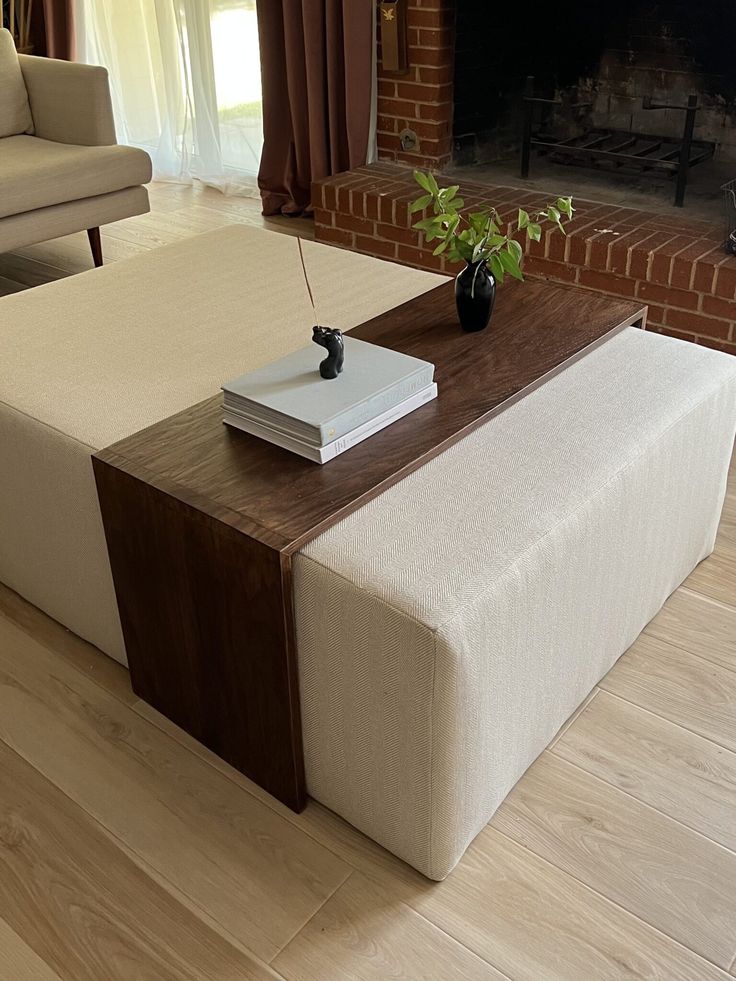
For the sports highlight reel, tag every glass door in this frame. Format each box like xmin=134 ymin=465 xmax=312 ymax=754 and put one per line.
xmin=77 ymin=0 xmax=264 ymax=192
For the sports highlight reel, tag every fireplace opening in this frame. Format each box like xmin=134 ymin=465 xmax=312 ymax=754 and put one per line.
xmin=451 ymin=1 xmax=736 ymax=216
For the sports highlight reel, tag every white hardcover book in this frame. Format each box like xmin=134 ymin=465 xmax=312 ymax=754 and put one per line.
xmin=224 ymin=383 xmax=438 ymax=464
xmin=222 ymin=337 xmax=435 ymax=446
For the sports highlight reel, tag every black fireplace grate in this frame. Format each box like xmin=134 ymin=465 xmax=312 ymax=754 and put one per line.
xmin=520 ymin=78 xmax=716 ymax=208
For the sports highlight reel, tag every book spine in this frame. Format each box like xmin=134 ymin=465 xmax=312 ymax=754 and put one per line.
xmin=318 ymin=364 xmax=435 ymax=445
xmin=224 ymin=383 xmax=437 ymax=465
xmin=319 ymin=383 xmax=437 ymax=462
xmin=223 ymin=413 xmax=322 ymax=462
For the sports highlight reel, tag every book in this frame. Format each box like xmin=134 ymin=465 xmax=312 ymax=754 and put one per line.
xmin=224 ymin=383 xmax=438 ymax=464
xmin=222 ymin=337 xmax=434 ymax=447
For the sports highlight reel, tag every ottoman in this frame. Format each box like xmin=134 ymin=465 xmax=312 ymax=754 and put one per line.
xmin=294 ymin=326 xmax=736 ymax=878
xmin=0 ymin=225 xmax=444 ymax=662
xmin=0 ymin=225 xmax=734 ymax=880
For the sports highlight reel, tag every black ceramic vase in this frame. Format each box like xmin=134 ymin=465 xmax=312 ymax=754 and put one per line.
xmin=455 ymin=260 xmax=496 ymax=332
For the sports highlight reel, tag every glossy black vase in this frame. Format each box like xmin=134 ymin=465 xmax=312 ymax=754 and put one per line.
xmin=455 ymin=260 xmax=496 ymax=332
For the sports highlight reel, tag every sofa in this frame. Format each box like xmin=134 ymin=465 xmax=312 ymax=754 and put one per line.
xmin=0 ymin=28 xmax=151 ymax=265
xmin=1 ymin=225 xmax=734 ymax=879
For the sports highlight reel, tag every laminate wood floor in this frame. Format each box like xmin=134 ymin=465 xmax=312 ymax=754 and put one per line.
xmin=1 ymin=183 xmax=735 ymax=980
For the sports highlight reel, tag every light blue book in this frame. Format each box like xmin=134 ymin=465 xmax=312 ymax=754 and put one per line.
xmin=222 ymin=337 xmax=435 ymax=447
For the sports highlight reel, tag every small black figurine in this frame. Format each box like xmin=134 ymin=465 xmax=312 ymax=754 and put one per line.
xmin=312 ymin=326 xmax=345 ymax=380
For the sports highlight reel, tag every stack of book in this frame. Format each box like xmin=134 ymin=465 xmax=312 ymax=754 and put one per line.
xmin=222 ymin=336 xmax=437 ymax=463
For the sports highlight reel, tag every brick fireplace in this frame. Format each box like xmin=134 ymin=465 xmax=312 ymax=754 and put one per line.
xmin=313 ymin=0 xmax=735 ymax=353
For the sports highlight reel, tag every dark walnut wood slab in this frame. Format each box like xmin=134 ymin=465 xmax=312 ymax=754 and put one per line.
xmin=98 ymin=280 xmax=646 ymax=553
xmin=93 ymin=278 xmax=645 ymax=811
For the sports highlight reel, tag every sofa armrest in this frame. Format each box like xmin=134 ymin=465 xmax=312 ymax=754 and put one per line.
xmin=18 ymin=55 xmax=117 ymax=147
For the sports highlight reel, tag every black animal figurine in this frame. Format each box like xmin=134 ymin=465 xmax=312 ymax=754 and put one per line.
xmin=312 ymin=325 xmax=345 ymax=380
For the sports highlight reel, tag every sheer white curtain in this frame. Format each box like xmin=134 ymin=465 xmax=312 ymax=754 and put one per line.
xmin=76 ymin=0 xmax=264 ymax=195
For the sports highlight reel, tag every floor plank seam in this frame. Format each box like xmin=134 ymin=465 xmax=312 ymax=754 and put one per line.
xmin=639 ymin=627 xmax=736 ymax=674
xmin=677 ymin=584 xmax=736 ymax=616
xmin=489 ymin=798 xmax=736 ymax=973
xmin=0 ymin=732 xmax=283 ymax=971
xmin=127 ymin=698 xmax=369 ymax=878
xmin=546 ymin=745 xmax=736 ymax=857
xmin=407 ymin=903 xmax=516 ymax=980
xmin=0 ymin=610 xmax=137 ymax=711
xmin=269 ymin=868 xmax=356 ymax=966
xmin=599 ymin=672 xmax=736 ymax=753
xmin=573 ymin=683 xmax=736 ymax=760
xmin=547 ymin=688 xmax=600 ymax=748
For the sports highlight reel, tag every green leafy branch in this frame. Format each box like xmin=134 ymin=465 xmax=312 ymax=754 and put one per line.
xmin=410 ymin=170 xmax=574 ymax=285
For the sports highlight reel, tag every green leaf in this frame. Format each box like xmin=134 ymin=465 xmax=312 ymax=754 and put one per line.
xmin=444 ymin=185 xmax=460 ymax=201
xmin=426 ymin=171 xmax=440 ymax=195
xmin=547 ymin=206 xmax=561 ymax=225
xmin=433 ymin=240 xmax=449 ymax=256
xmin=413 ymin=170 xmax=432 ymax=193
xmin=556 ymin=196 xmax=574 ymax=219
xmin=498 ymin=249 xmax=524 ymax=281
xmin=528 ymin=222 xmax=542 ymax=242
xmin=507 ymin=238 xmax=523 ymax=263
xmin=409 ymin=194 xmax=433 ymax=214
xmin=452 ymin=197 xmax=465 ymax=210
xmin=412 ymin=217 xmax=437 ymax=232
xmin=518 ymin=208 xmax=530 ymax=230
xmin=489 ymin=253 xmax=505 ymax=284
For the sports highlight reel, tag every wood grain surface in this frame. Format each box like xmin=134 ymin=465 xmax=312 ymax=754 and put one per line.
xmin=410 ymin=825 xmax=732 ymax=981
xmin=97 ymin=279 xmax=645 ymax=553
xmin=644 ymin=587 xmax=736 ymax=672
xmin=491 ymin=753 xmax=736 ymax=967
xmin=92 ymin=462 xmax=306 ymax=810
xmin=601 ymin=633 xmax=736 ymax=753
xmin=0 ymin=741 xmax=282 ymax=981
xmin=0 ymin=918 xmax=62 ymax=981
xmin=273 ymin=873 xmax=509 ymax=981
xmin=553 ymin=689 xmax=736 ymax=851
xmin=0 ymin=615 xmax=349 ymax=963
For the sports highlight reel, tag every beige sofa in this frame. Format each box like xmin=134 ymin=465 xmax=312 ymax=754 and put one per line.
xmin=1 ymin=226 xmax=734 ymax=880
xmin=0 ymin=28 xmax=151 ymax=265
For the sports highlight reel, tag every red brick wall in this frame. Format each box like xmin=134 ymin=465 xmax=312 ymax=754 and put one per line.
xmin=376 ymin=0 xmax=455 ymax=169
xmin=314 ymin=164 xmax=736 ymax=355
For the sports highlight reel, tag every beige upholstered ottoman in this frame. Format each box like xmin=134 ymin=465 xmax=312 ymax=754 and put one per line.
xmin=1 ymin=225 xmax=734 ymax=880
xmin=0 ymin=226 xmax=444 ymax=661
xmin=294 ymin=327 xmax=736 ymax=877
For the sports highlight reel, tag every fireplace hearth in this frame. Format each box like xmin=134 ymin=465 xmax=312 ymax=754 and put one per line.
xmin=315 ymin=0 xmax=735 ymax=355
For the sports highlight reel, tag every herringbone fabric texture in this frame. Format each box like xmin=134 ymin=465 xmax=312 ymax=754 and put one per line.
xmin=295 ymin=328 xmax=736 ymax=879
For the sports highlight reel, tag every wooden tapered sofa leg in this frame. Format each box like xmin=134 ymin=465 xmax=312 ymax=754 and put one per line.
xmin=87 ymin=227 xmax=103 ymax=267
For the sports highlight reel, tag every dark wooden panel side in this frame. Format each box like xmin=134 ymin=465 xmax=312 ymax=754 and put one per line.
xmin=92 ymin=458 xmax=306 ymax=812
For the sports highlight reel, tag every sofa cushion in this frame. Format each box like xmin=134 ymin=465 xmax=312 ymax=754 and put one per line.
xmin=0 ymin=135 xmax=152 ymax=219
xmin=0 ymin=28 xmax=33 ymax=138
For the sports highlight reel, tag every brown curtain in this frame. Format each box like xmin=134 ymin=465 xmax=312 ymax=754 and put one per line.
xmin=42 ymin=0 xmax=75 ymax=59
xmin=256 ymin=0 xmax=373 ymax=216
